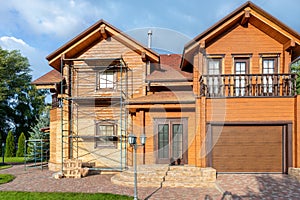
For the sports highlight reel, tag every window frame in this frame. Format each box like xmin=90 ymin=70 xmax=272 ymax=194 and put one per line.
xmin=95 ymin=121 xmax=118 ymax=149
xmin=96 ymin=69 xmax=116 ymax=90
xmin=262 ymin=57 xmax=278 ymax=74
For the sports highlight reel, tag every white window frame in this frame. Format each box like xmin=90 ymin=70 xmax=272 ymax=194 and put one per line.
xmin=95 ymin=122 xmax=117 ymax=149
xmin=96 ymin=70 xmax=115 ymax=90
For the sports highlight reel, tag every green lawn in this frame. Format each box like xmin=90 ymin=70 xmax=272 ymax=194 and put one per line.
xmin=0 ymin=157 xmax=24 ymax=163
xmin=0 ymin=191 xmax=132 ymax=200
xmin=0 ymin=174 xmax=14 ymax=184
xmin=0 ymin=165 xmax=12 ymax=170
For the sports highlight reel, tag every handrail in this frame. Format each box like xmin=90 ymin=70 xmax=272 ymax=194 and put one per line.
xmin=200 ymin=73 xmax=297 ymax=97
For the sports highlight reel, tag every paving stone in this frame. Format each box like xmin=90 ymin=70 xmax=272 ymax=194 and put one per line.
xmin=1 ymin=165 xmax=300 ymax=199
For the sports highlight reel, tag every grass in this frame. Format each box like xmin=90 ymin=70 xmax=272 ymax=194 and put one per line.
xmin=0 ymin=165 xmax=12 ymax=170
xmin=0 ymin=191 xmax=132 ymax=200
xmin=0 ymin=174 xmax=14 ymax=184
xmin=0 ymin=157 xmax=25 ymax=163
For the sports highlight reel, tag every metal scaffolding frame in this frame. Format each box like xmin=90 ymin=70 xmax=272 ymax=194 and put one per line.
xmin=59 ymin=56 xmax=132 ymax=173
xmin=24 ymin=139 xmax=49 ymax=170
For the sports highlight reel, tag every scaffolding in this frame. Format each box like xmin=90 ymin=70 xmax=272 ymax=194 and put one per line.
xmin=24 ymin=139 xmax=49 ymax=170
xmin=59 ymin=57 xmax=132 ymax=173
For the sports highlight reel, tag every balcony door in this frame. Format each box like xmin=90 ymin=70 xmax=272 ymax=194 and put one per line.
xmin=262 ymin=58 xmax=277 ymax=94
xmin=234 ymin=58 xmax=249 ymax=96
xmin=207 ymin=58 xmax=222 ymax=95
xmin=154 ymin=118 xmax=188 ymax=165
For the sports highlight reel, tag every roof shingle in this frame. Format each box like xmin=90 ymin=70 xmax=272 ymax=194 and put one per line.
xmin=147 ymin=54 xmax=192 ymax=81
xmin=32 ymin=70 xmax=63 ymax=85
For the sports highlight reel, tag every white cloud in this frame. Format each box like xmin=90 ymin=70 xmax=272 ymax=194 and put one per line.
xmin=0 ymin=36 xmax=51 ymax=80
xmin=1 ymin=0 xmax=107 ymax=39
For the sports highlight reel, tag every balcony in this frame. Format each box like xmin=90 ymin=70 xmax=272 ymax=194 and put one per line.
xmin=200 ymin=73 xmax=297 ymax=98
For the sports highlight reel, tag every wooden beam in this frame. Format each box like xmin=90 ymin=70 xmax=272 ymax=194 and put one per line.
xmin=241 ymin=9 xmax=251 ymax=26
xmin=284 ymin=39 xmax=295 ymax=51
xmin=200 ymin=41 xmax=205 ymax=49
xmin=141 ymin=52 xmax=147 ymax=62
xmin=100 ymin=24 xmax=107 ymax=39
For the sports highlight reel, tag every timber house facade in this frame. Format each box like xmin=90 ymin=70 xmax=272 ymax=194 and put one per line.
xmin=33 ymin=1 xmax=300 ymax=173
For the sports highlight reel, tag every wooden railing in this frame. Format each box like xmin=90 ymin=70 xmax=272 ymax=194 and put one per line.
xmin=200 ymin=73 xmax=297 ymax=97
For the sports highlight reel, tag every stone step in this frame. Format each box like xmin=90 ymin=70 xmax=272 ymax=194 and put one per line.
xmin=120 ymin=170 xmax=167 ymax=177
xmin=111 ymin=164 xmax=169 ymax=188
xmin=112 ymin=173 xmax=165 ymax=182
xmin=111 ymin=165 xmax=217 ymax=188
xmin=111 ymin=175 xmax=162 ymax=188
xmin=162 ymin=181 xmax=215 ymax=188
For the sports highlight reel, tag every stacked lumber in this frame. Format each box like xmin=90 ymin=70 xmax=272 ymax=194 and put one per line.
xmin=63 ymin=159 xmax=84 ymax=178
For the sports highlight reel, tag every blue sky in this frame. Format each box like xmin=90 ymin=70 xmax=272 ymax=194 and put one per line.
xmin=0 ymin=0 xmax=299 ymax=80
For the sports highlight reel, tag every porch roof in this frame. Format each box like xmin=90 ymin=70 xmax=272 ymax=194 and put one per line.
xmin=127 ymin=91 xmax=195 ymax=105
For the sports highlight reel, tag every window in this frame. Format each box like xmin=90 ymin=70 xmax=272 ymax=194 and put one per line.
xmin=158 ymin=124 xmax=169 ymax=159
xmin=234 ymin=58 xmax=249 ymax=96
xmin=207 ymin=58 xmax=222 ymax=95
xmin=96 ymin=70 xmax=114 ymax=90
xmin=262 ymin=57 xmax=278 ymax=94
xmin=95 ymin=123 xmax=117 ymax=148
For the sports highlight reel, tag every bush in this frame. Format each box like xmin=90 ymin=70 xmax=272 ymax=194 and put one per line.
xmin=16 ymin=133 xmax=26 ymax=157
xmin=5 ymin=131 xmax=15 ymax=157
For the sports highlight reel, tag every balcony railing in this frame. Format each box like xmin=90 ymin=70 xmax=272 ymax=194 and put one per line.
xmin=200 ymin=73 xmax=297 ymax=98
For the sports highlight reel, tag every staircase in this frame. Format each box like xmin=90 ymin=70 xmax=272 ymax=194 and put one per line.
xmin=111 ymin=165 xmax=216 ymax=188
xmin=111 ymin=164 xmax=169 ymax=188
xmin=163 ymin=166 xmax=216 ymax=187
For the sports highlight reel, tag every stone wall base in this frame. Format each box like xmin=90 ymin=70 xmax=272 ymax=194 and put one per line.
xmin=48 ymin=162 xmax=62 ymax=172
xmin=288 ymin=167 xmax=300 ymax=179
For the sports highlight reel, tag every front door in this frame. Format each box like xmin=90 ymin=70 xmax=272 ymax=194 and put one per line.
xmin=154 ymin=118 xmax=188 ymax=165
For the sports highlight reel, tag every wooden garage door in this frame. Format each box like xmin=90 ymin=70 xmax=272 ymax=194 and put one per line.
xmin=211 ymin=125 xmax=283 ymax=173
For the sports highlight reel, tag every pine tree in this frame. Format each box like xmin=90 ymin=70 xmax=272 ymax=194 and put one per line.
xmin=16 ymin=132 xmax=26 ymax=157
xmin=27 ymin=106 xmax=50 ymax=158
xmin=5 ymin=131 xmax=15 ymax=157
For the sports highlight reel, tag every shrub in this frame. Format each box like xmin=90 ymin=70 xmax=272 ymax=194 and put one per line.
xmin=5 ymin=131 xmax=15 ymax=157
xmin=16 ymin=133 xmax=26 ymax=157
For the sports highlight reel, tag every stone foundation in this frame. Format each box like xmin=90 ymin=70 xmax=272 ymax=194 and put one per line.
xmin=48 ymin=162 xmax=62 ymax=172
xmin=288 ymin=167 xmax=300 ymax=180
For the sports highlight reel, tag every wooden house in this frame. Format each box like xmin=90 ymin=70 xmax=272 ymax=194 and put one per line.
xmin=33 ymin=1 xmax=300 ymax=173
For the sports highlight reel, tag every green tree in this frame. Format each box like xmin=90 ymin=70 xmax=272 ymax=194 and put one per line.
xmin=27 ymin=106 xmax=50 ymax=158
xmin=5 ymin=131 xmax=15 ymax=157
xmin=0 ymin=47 xmax=48 ymax=140
xmin=291 ymin=59 xmax=300 ymax=94
xmin=16 ymin=132 xmax=26 ymax=157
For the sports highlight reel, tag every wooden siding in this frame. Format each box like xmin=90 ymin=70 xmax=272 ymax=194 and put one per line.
xmin=75 ymin=36 xmax=147 ymax=98
xmin=206 ymin=98 xmax=295 ymax=122
xmin=130 ymin=108 xmax=196 ymax=165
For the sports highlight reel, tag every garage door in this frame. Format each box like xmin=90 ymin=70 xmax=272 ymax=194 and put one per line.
xmin=211 ymin=125 xmax=283 ymax=173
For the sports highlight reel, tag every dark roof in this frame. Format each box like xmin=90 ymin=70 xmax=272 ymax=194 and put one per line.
xmin=32 ymin=70 xmax=63 ymax=85
xmin=147 ymin=54 xmax=193 ymax=81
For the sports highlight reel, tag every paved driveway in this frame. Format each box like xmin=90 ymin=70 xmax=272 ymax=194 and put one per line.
xmin=1 ymin=165 xmax=300 ymax=199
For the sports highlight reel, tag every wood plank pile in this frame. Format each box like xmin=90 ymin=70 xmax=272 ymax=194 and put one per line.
xmin=63 ymin=159 xmax=89 ymax=178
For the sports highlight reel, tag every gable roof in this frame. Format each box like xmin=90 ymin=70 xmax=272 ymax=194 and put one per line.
xmin=147 ymin=54 xmax=193 ymax=82
xmin=181 ymin=1 xmax=300 ymax=69
xmin=47 ymin=19 xmax=159 ymax=70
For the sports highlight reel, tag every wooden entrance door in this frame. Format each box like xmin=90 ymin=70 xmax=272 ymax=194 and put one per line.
xmin=154 ymin=118 xmax=188 ymax=164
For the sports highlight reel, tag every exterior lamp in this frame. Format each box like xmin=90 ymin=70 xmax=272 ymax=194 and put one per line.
xmin=128 ymin=134 xmax=137 ymax=146
xmin=128 ymin=133 xmax=147 ymax=200
xmin=140 ymin=134 xmax=146 ymax=145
